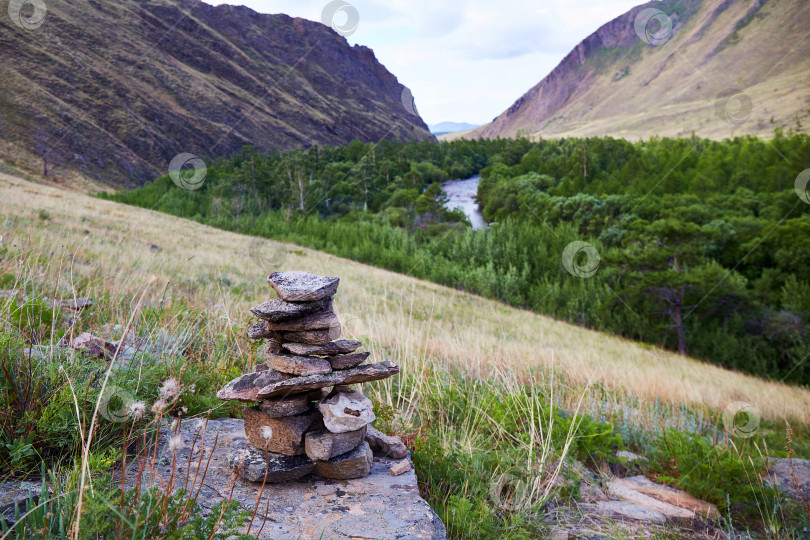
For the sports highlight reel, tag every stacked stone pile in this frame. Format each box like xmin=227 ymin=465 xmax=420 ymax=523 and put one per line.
xmin=217 ymin=271 xmax=401 ymax=483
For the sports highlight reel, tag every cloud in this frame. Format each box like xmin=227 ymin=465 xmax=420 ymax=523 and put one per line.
xmin=212 ymin=0 xmax=643 ymax=124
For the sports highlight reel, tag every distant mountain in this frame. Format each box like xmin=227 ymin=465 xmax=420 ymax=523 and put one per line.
xmin=429 ymin=122 xmax=481 ymax=135
xmin=0 ymin=0 xmax=434 ymax=187
xmin=466 ymin=0 xmax=810 ymax=141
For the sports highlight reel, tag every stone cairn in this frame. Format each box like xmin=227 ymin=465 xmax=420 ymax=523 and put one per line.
xmin=217 ymin=271 xmax=402 ymax=483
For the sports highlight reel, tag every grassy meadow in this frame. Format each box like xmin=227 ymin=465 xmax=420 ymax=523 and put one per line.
xmin=1 ymin=172 xmax=808 ymax=537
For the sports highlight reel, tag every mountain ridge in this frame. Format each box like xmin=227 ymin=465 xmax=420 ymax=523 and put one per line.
xmin=462 ymin=0 xmax=810 ymax=142
xmin=0 ymin=0 xmax=434 ymax=187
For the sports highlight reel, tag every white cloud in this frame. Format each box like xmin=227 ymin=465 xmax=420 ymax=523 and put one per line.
xmin=211 ymin=0 xmax=642 ymax=125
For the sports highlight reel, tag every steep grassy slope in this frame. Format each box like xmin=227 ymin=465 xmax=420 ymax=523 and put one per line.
xmin=1 ymin=171 xmax=807 ymax=427
xmin=466 ymin=0 xmax=810 ymax=142
xmin=0 ymin=0 xmax=433 ymax=188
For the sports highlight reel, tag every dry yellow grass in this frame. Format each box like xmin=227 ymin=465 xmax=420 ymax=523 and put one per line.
xmin=1 ymin=172 xmax=808 ymax=428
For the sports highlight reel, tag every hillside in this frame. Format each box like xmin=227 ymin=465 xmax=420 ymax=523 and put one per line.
xmin=466 ymin=0 xmax=810 ymax=141
xmin=0 ymin=0 xmax=433 ymax=188
xmin=2 ymin=171 xmax=807 ymax=425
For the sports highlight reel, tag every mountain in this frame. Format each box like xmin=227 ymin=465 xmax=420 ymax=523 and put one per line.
xmin=0 ymin=0 xmax=434 ymax=188
xmin=429 ymin=122 xmax=481 ymax=135
xmin=466 ymin=0 xmax=810 ymax=142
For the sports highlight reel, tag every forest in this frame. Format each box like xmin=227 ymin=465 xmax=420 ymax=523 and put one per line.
xmin=105 ymin=132 xmax=810 ymax=385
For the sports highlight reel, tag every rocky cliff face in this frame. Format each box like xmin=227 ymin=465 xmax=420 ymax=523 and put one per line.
xmin=0 ymin=0 xmax=434 ymax=187
xmin=470 ymin=0 xmax=810 ymax=141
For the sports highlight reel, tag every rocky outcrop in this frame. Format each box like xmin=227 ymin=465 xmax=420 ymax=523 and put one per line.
xmin=0 ymin=0 xmax=434 ymax=187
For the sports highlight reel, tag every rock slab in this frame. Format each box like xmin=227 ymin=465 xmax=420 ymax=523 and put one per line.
xmin=251 ymin=296 xmax=331 ymax=322
xmin=283 ymin=340 xmax=362 ymax=356
xmin=228 ymin=440 xmax=315 ymax=483
xmin=314 ymin=441 xmax=374 ymax=480
xmin=125 ymin=418 xmax=446 ymax=539
xmin=305 ymin=426 xmax=367 ymax=462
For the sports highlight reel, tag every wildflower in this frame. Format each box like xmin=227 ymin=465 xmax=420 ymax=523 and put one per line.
xmin=168 ymin=435 xmax=184 ymax=453
xmin=151 ymin=399 xmax=167 ymax=415
xmin=127 ymin=401 xmax=146 ymax=419
xmin=159 ymin=378 xmax=181 ymax=400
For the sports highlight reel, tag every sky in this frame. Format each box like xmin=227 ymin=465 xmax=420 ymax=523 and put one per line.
xmin=213 ymin=0 xmax=643 ymax=126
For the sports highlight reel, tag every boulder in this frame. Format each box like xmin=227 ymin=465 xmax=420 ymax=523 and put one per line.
xmin=265 ymin=352 xmax=332 ymax=377
xmin=243 ymin=408 xmax=320 ymax=455
xmin=230 ymin=361 xmax=400 ymax=399
xmin=765 ymin=458 xmax=810 ymax=500
xmin=228 ymin=439 xmax=314 ymax=483
xmin=318 ymin=387 xmax=375 ymax=433
xmin=314 ymin=441 xmax=373 ymax=480
xmin=328 ymin=352 xmax=370 ymax=370
xmin=305 ymin=426 xmax=367 ymax=462
xmin=251 ymin=296 xmax=331 ymax=322
xmin=365 ymin=425 xmax=409 ymax=459
xmin=283 ymin=340 xmax=362 ymax=356
xmin=268 ymin=271 xmax=340 ymax=302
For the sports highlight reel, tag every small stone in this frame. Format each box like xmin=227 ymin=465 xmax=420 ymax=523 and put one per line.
xmin=62 ymin=297 xmax=93 ymax=311
xmin=243 ymin=408 xmax=320 ymax=456
xmin=251 ymin=296 xmax=331 ymax=322
xmin=283 ymin=340 xmax=362 ymax=356
xmin=327 ymin=352 xmax=370 ymax=370
xmin=247 ymin=321 xmax=284 ymax=341
xmin=71 ymin=332 xmax=117 ymax=359
xmin=266 ymin=352 xmax=332 ymax=377
xmin=314 ymin=441 xmax=373 ymax=480
xmin=257 ymin=394 xmax=312 ymax=418
xmin=225 ymin=361 xmax=400 ymax=400
xmin=389 ymin=459 xmax=412 ymax=477
xmin=282 ymin=326 xmax=341 ymax=345
xmin=305 ymin=426 xmax=367 ymax=461
xmin=216 ymin=370 xmax=291 ymax=402
xmin=268 ymin=271 xmax=340 ymax=302
xmin=318 ymin=387 xmax=375 ymax=433
xmin=227 ymin=439 xmax=314 ymax=483
xmin=365 ymin=425 xmax=409 ymax=459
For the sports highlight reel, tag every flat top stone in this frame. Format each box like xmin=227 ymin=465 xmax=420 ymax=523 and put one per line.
xmin=252 ymin=361 xmax=400 ymax=399
xmin=123 ymin=418 xmax=446 ymax=540
xmin=268 ymin=271 xmax=340 ymax=302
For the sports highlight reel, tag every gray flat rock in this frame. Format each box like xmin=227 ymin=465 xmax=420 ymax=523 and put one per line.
xmin=585 ymin=501 xmax=667 ymax=524
xmin=125 ymin=418 xmax=445 ymax=539
xmin=306 ymin=426 xmax=368 ymax=462
xmin=228 ymin=440 xmax=315 ymax=483
xmin=283 ymin=340 xmax=362 ymax=356
xmin=268 ymin=271 xmax=340 ymax=302
xmin=329 ymin=352 xmax=370 ymax=370
xmin=262 ymin=310 xmax=340 ymax=332
xmin=251 ymin=296 xmax=331 ymax=322
xmin=281 ymin=326 xmax=342 ymax=345
xmin=256 ymin=394 xmax=313 ymax=418
xmin=766 ymin=458 xmax=809 ymax=500
xmin=314 ymin=441 xmax=373 ymax=480
xmin=250 ymin=361 xmax=400 ymax=399
xmin=265 ymin=352 xmax=332 ymax=377
xmin=217 ymin=370 xmax=291 ymax=402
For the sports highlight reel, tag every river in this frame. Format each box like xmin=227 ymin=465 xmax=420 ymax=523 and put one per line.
xmin=442 ymin=175 xmax=487 ymax=229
